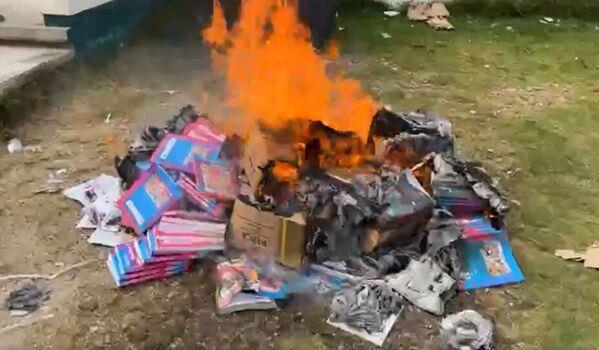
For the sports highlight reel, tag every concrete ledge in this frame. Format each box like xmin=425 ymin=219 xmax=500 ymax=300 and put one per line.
xmin=0 ymin=25 xmax=69 ymax=43
xmin=0 ymin=45 xmax=73 ymax=96
xmin=41 ymin=0 xmax=114 ymax=16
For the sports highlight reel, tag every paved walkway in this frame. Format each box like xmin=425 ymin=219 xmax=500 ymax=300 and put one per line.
xmin=0 ymin=45 xmax=73 ymax=96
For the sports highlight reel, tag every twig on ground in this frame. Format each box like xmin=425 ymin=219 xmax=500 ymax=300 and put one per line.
xmin=0 ymin=260 xmax=98 ymax=283
xmin=0 ymin=314 xmax=55 ymax=335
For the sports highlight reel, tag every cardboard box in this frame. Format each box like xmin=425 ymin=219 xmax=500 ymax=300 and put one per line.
xmin=240 ymin=130 xmax=297 ymax=194
xmin=240 ymin=131 xmax=270 ymax=193
xmin=228 ymin=199 xmax=306 ymax=267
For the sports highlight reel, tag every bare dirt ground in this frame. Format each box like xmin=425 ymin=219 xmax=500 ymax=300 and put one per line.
xmin=0 ymin=42 xmax=480 ymax=350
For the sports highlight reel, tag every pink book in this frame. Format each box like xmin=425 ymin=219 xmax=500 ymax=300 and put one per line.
xmin=183 ymin=118 xmax=226 ymax=144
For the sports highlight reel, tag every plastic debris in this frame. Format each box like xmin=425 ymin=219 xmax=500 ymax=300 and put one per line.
xmin=7 ymin=138 xmax=23 ymax=154
xmin=441 ymin=310 xmax=494 ymax=350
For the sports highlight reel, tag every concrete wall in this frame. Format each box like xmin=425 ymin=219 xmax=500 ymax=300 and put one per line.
xmin=0 ymin=0 xmax=45 ymax=26
xmin=41 ymin=0 xmax=113 ymax=16
xmin=0 ymin=0 xmax=113 ymax=26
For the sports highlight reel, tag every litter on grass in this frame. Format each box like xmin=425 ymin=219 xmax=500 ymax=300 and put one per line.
xmin=441 ymin=310 xmax=494 ymax=350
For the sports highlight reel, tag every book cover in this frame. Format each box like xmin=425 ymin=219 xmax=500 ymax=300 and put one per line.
xmin=458 ymin=232 xmax=524 ymax=290
xmin=118 ymin=166 xmax=183 ymax=234
xmin=183 ymin=118 xmax=226 ymax=145
xmin=151 ymin=134 xmax=221 ymax=173
xmin=194 ymin=158 xmax=239 ymax=201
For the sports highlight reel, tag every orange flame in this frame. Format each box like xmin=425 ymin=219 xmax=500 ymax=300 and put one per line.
xmin=202 ymin=0 xmax=228 ymax=46
xmin=271 ymin=161 xmax=299 ymax=182
xmin=203 ymin=0 xmax=377 ymax=141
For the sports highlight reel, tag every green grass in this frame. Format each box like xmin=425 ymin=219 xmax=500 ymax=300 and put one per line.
xmin=338 ymin=8 xmax=599 ymax=350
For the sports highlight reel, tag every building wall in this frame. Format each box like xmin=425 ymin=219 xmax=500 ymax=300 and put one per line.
xmin=0 ymin=0 xmax=45 ymax=26
xmin=0 ymin=0 xmax=113 ymax=26
xmin=42 ymin=0 xmax=113 ymax=16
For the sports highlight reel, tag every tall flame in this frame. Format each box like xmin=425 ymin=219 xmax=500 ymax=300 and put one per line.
xmin=203 ymin=0 xmax=377 ymax=141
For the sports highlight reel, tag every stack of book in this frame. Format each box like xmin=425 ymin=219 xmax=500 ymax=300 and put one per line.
xmin=111 ymin=116 xmax=238 ymax=287
xmin=148 ymin=214 xmax=226 ymax=255
xmin=108 ymin=239 xmax=192 ymax=287
xmin=108 ymin=213 xmax=227 ymax=287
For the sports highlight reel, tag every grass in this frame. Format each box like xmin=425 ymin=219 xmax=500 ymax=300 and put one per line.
xmin=338 ymin=8 xmax=599 ymax=349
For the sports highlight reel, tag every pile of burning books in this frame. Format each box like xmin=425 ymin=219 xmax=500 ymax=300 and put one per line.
xmin=104 ymin=104 xmax=523 ymax=347
xmin=109 ymin=107 xmax=237 ymax=287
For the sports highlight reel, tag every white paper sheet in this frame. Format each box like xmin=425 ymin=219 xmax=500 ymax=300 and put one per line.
xmin=87 ymin=228 xmax=135 ymax=247
xmin=64 ymin=174 xmax=122 ymax=232
xmin=327 ymin=312 xmax=400 ymax=347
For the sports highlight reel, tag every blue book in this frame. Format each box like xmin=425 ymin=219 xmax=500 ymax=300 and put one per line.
xmin=151 ymin=134 xmax=221 ymax=173
xmin=457 ymin=231 xmax=524 ymax=290
xmin=107 ymin=252 xmax=189 ymax=287
xmin=118 ymin=166 xmax=183 ymax=234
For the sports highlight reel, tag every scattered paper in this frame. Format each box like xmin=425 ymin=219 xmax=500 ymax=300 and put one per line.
xmin=327 ymin=312 xmax=400 ymax=347
xmin=10 ymin=310 xmax=31 ymax=317
xmin=64 ymin=174 xmax=122 ymax=231
xmin=64 ymin=174 xmax=121 ymax=206
xmin=76 ymin=215 xmax=98 ymax=230
xmin=554 ymin=249 xmax=586 ymax=262
xmin=584 ymin=243 xmax=599 ymax=269
xmin=383 ymin=10 xmax=400 ymax=17
xmin=555 ymin=243 xmax=599 ymax=269
xmin=23 ymin=145 xmax=42 ymax=153
xmin=34 ymin=169 xmax=68 ymax=194
xmin=88 ymin=228 xmax=135 ymax=247
xmin=380 ymin=32 xmax=392 ymax=39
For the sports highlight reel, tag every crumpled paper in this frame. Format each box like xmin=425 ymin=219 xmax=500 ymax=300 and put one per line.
xmin=441 ymin=310 xmax=494 ymax=350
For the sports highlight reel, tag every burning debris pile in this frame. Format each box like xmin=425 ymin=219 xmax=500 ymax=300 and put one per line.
xmin=80 ymin=102 xmax=521 ymax=347
xmin=61 ymin=0 xmax=521 ymax=347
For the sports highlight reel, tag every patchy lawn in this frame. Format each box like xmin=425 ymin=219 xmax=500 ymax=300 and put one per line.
xmin=339 ymin=8 xmax=599 ymax=350
xmin=2 ymin=5 xmax=599 ymax=350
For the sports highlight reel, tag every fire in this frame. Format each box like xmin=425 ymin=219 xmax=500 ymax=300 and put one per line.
xmin=271 ymin=161 xmax=299 ymax=182
xmin=203 ymin=0 xmax=377 ymax=141
xmin=202 ymin=0 xmax=227 ymax=46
